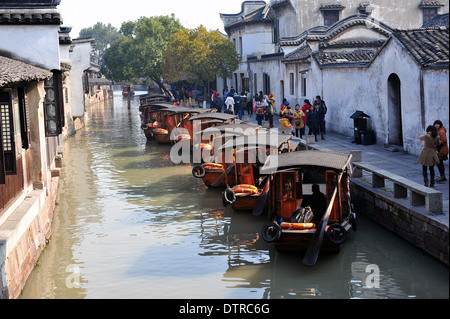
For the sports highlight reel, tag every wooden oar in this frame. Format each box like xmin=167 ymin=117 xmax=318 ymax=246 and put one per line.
xmin=252 ymin=176 xmax=270 ymax=216
xmin=302 ymin=185 xmax=338 ymax=267
xmin=210 ymin=163 xmax=235 ymax=187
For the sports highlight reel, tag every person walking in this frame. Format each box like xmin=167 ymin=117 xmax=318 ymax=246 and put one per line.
xmin=224 ymin=93 xmax=235 ymax=114
xmin=313 ymin=100 xmax=325 ymax=140
xmin=234 ymin=93 xmax=243 ymax=119
xmin=256 ymin=102 xmax=264 ymax=125
xmin=266 ymin=93 xmax=276 ymax=129
xmin=434 ymin=120 xmax=448 ymax=182
xmin=293 ymin=104 xmax=305 ymax=138
xmin=417 ymin=125 xmax=440 ymax=187
xmin=314 ymin=95 xmax=327 ymax=139
xmin=306 ymin=104 xmax=318 ymax=141
xmin=211 ymin=93 xmax=224 ymax=113
xmin=246 ymin=91 xmax=253 ymax=116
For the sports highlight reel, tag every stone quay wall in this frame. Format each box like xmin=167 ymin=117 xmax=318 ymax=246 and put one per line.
xmin=0 ymin=176 xmax=59 ymax=299
xmin=350 ymin=179 xmax=449 ymax=266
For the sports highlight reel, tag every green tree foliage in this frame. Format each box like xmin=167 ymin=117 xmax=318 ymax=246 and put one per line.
xmin=102 ymin=14 xmax=184 ymax=92
xmin=162 ymin=25 xmax=240 ymax=92
xmin=79 ymin=22 xmax=121 ymax=58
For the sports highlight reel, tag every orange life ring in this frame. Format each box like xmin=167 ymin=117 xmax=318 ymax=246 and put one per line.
xmin=155 ymin=128 xmax=168 ymax=134
xmin=280 ymin=222 xmax=316 ymax=230
xmin=203 ymin=163 xmax=223 ymax=168
xmin=177 ymin=134 xmax=191 ymax=141
xmin=202 ymin=163 xmax=223 ymax=171
xmin=201 ymin=143 xmax=212 ymax=150
xmin=232 ymin=184 xmax=258 ymax=194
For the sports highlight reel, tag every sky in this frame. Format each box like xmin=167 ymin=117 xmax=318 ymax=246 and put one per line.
xmin=58 ymin=0 xmax=250 ymax=37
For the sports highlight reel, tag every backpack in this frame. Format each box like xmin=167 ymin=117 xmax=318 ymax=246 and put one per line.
xmin=321 ymin=101 xmax=327 ymax=115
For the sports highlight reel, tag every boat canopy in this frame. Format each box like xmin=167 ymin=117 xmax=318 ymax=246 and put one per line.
xmin=141 ymin=102 xmax=174 ymax=109
xmin=167 ymin=107 xmax=209 ymax=115
xmin=259 ymin=150 xmax=353 ymax=175
xmin=196 ymin=123 xmax=261 ymax=136
xmin=219 ymin=132 xmax=291 ymax=151
xmin=189 ymin=113 xmax=237 ymax=122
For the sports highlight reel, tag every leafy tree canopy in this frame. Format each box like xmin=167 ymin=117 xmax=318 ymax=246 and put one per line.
xmin=162 ymin=25 xmax=240 ymax=85
xmin=102 ymin=14 xmax=184 ymax=91
xmin=79 ymin=22 xmax=121 ymax=58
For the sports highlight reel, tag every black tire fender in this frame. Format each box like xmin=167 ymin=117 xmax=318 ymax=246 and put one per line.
xmin=261 ymin=221 xmax=281 ymax=243
xmin=326 ymin=223 xmax=347 ymax=245
xmin=192 ymin=165 xmax=205 ymax=178
xmin=222 ymin=188 xmax=236 ymax=207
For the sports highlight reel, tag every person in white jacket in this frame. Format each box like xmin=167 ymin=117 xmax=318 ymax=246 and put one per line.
xmin=224 ymin=94 xmax=235 ymax=113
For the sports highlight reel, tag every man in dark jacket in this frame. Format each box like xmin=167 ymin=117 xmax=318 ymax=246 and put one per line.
xmin=313 ymin=100 xmax=326 ymax=140
xmin=315 ymin=95 xmax=327 ymax=139
xmin=211 ymin=94 xmax=224 ymax=112
xmin=234 ymin=94 xmax=243 ymax=119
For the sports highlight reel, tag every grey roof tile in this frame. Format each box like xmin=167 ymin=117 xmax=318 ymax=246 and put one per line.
xmin=0 ymin=55 xmax=51 ymax=87
xmin=393 ymin=27 xmax=449 ymax=68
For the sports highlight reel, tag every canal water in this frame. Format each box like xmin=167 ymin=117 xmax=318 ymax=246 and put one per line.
xmin=21 ymin=92 xmax=448 ymax=299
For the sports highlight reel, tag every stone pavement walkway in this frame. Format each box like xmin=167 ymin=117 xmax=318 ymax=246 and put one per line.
xmin=243 ymin=113 xmax=449 ymax=228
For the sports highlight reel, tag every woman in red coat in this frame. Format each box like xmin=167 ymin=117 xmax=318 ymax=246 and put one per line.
xmin=301 ymin=100 xmax=311 ymax=137
xmin=434 ymin=120 xmax=449 ymax=182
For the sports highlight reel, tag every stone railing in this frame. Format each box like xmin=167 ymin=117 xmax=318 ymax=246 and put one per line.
xmin=352 ymin=162 xmax=443 ymax=215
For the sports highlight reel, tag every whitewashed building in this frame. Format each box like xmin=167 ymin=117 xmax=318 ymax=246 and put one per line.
xmin=0 ymin=0 xmax=97 ymax=299
xmin=219 ymin=0 xmax=449 ymax=155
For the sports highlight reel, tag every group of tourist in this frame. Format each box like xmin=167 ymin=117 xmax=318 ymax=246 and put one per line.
xmin=418 ymin=120 xmax=448 ymax=187
xmin=210 ymin=89 xmax=328 ymax=140
xmin=210 ymin=89 xmax=448 ymax=187
xmin=278 ymin=96 xmax=327 ymax=141
xmin=210 ymin=87 xmax=254 ymax=120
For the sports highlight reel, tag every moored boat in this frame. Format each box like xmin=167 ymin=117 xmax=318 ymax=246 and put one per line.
xmin=191 ymin=123 xmax=262 ymax=188
xmin=220 ymin=133 xmax=298 ymax=213
xmin=153 ymin=107 xmax=209 ymax=144
xmin=122 ymin=85 xmax=135 ymax=97
xmin=258 ymin=150 xmax=356 ymax=266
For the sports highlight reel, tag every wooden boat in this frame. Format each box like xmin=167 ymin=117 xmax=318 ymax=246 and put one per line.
xmin=220 ymin=133 xmax=299 ymax=212
xmin=122 ymin=85 xmax=135 ymax=97
xmin=153 ymin=107 xmax=209 ymax=144
xmin=183 ymin=112 xmax=238 ymax=146
xmin=140 ymin=104 xmax=175 ymax=140
xmin=139 ymin=94 xmax=171 ymax=107
xmin=258 ymin=150 xmax=356 ymax=266
xmin=191 ymin=123 xmax=261 ymax=188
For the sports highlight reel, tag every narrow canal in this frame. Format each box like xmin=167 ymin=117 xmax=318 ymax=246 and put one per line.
xmin=21 ymin=92 xmax=448 ymax=299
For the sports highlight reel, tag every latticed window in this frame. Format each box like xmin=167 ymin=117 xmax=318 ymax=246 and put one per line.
xmin=323 ymin=10 xmax=339 ymax=26
xmin=0 ymin=89 xmax=17 ymax=182
xmin=422 ymin=8 xmax=438 ymax=24
xmin=43 ymin=71 xmax=64 ymax=137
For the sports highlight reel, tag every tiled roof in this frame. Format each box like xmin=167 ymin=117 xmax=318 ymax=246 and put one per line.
xmin=282 ymin=45 xmax=312 ymax=63
xmin=271 ymin=0 xmax=293 ymax=10
xmin=0 ymin=1 xmax=61 ymax=7
xmin=393 ymin=27 xmax=449 ymax=68
xmin=422 ymin=13 xmax=449 ymax=28
xmin=319 ymin=39 xmax=386 ymax=50
xmin=313 ymin=49 xmax=379 ymax=68
xmin=0 ymin=10 xmax=61 ymax=24
xmin=319 ymin=3 xmax=346 ymax=11
xmin=224 ymin=5 xmax=273 ymax=30
xmin=418 ymin=0 xmax=445 ymax=8
xmin=0 ymin=54 xmax=51 ymax=87
xmin=280 ymin=15 xmax=393 ymax=46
